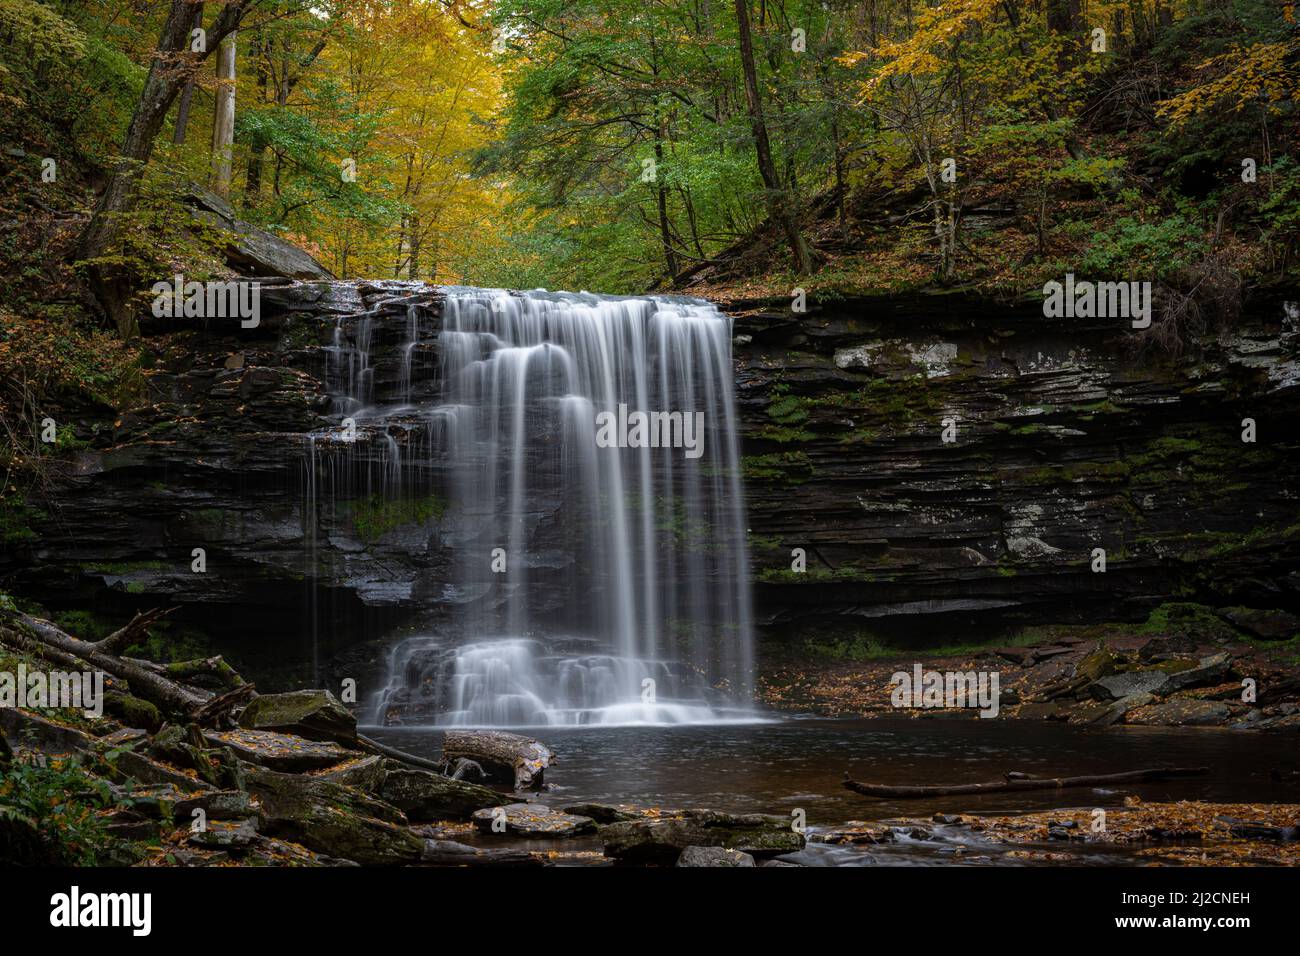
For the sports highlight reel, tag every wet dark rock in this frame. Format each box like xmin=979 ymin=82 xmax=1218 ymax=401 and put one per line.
xmin=176 ymin=790 xmax=254 ymax=821
xmin=1138 ymin=634 xmax=1200 ymax=662
xmin=245 ymin=768 xmax=423 ymax=865
xmin=1163 ymin=653 xmax=1234 ymax=693
xmin=237 ymin=689 xmax=357 ymax=746
xmin=1126 ymin=699 xmax=1234 ymax=727
xmin=1219 ymin=607 xmax=1299 ymax=641
xmin=561 ymin=802 xmax=642 ymax=824
xmin=676 ymin=846 xmax=756 ymax=867
xmin=378 ymin=764 xmax=510 ymax=821
xmin=471 ymin=803 xmax=596 ymax=837
xmin=203 ymin=728 xmax=352 ymax=772
xmin=1090 ymin=671 xmax=1171 ymax=701
xmin=318 ymin=754 xmax=386 ymax=791
xmin=189 ymin=817 xmax=260 ymax=849
xmin=420 ymin=839 xmax=547 ymax=867
xmin=602 ymin=809 xmax=805 ymax=863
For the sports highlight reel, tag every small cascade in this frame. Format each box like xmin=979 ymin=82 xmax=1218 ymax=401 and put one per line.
xmin=303 ymin=284 xmax=755 ymax=727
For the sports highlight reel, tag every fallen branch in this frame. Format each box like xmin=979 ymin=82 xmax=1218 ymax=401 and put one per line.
xmin=355 ymin=732 xmax=448 ymax=773
xmin=98 ymin=607 xmax=177 ymax=655
xmin=2 ymin=612 xmax=211 ymax=721
xmin=842 ymin=766 xmax=1211 ymax=799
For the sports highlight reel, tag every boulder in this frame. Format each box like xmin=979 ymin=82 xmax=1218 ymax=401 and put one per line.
xmin=471 ymin=803 xmax=596 ymax=838
xmin=175 ymin=790 xmax=254 ymax=822
xmin=1126 ymin=699 xmax=1233 ymax=727
xmin=184 ymin=184 xmax=333 ymax=279
xmin=1163 ymin=653 xmax=1234 ymax=693
xmin=0 ymin=708 xmax=94 ymax=756
xmin=603 ymin=810 xmax=805 ymax=864
xmin=318 ymin=754 xmax=386 ymax=792
xmin=245 ymin=768 xmax=423 ymax=866
xmin=379 ymin=764 xmax=510 ymax=821
xmin=1219 ymin=607 xmax=1300 ymax=641
xmin=420 ymin=840 xmax=547 ymax=867
xmin=676 ymin=846 xmax=756 ymax=867
xmin=1090 ymin=671 xmax=1170 ymax=701
xmin=561 ymin=803 xmax=642 ymax=824
xmin=188 ymin=818 xmax=260 ymax=850
xmin=203 ymin=728 xmax=352 ymax=772
xmin=1075 ymin=644 xmax=1119 ymax=682
xmin=237 ymin=690 xmax=357 ymax=746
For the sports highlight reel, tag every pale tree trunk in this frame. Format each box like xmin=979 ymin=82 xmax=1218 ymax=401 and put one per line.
xmin=210 ymin=30 xmax=238 ymax=197
xmin=733 ymin=0 xmax=813 ymax=275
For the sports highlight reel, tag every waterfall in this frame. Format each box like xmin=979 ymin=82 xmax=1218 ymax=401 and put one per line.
xmin=306 ymin=285 xmax=754 ymax=727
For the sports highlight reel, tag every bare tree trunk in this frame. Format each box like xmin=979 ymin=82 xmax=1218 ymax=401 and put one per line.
xmin=733 ymin=0 xmax=814 ymax=275
xmin=210 ymin=30 xmax=238 ymax=197
xmin=172 ymin=2 xmax=205 ymax=145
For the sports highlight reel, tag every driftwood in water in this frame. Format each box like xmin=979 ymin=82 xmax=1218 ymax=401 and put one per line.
xmin=442 ymin=730 xmax=554 ymax=789
xmin=842 ymin=766 xmax=1211 ymax=799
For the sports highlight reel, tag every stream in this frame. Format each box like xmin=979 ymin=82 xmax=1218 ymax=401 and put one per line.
xmin=368 ymin=716 xmax=1300 ymax=865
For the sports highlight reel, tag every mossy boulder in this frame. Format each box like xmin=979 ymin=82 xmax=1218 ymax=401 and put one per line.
xmin=1075 ymin=643 xmax=1118 ymax=682
xmin=378 ymin=764 xmax=511 ymax=821
xmin=602 ymin=810 xmax=805 ymax=864
xmin=246 ymin=768 xmax=423 ymax=866
xmin=238 ymin=689 xmax=357 ymax=746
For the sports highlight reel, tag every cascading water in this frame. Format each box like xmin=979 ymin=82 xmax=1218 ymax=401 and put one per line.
xmin=306 ymin=285 xmax=754 ymax=727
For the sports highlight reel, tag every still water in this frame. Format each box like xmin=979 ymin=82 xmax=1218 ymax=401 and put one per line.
xmin=370 ymin=716 xmax=1300 ymax=865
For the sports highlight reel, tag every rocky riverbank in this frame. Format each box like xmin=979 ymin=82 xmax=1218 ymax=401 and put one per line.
xmin=759 ymin=602 xmax=1300 ymax=730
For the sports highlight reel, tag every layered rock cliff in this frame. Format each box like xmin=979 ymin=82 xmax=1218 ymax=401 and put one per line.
xmin=4 ymin=280 xmax=1299 ymax=687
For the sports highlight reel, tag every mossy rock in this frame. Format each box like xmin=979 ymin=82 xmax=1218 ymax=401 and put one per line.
xmin=102 ymin=692 xmax=163 ymax=733
xmin=1075 ymin=643 xmax=1118 ymax=682
xmin=602 ymin=810 xmax=804 ymax=864
xmin=246 ymin=768 xmax=423 ymax=866
xmin=378 ymin=765 xmax=511 ymax=821
xmin=238 ymin=689 xmax=356 ymax=746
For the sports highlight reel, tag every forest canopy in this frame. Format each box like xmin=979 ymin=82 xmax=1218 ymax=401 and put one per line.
xmin=0 ymin=0 xmax=1295 ymax=314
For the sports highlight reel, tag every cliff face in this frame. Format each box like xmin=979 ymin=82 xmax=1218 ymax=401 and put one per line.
xmin=6 ymin=281 xmax=1300 ymax=684
xmin=733 ymin=292 xmax=1300 ymax=649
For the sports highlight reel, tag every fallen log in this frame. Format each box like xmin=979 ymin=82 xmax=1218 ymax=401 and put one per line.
xmin=4 ymin=613 xmax=209 ymax=716
xmin=842 ymin=766 xmax=1211 ymax=799
xmin=442 ymin=730 xmax=553 ymax=789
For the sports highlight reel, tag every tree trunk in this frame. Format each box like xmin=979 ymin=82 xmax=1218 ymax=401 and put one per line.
xmin=441 ymin=730 xmax=554 ymax=789
xmin=171 ymin=2 xmax=205 ymax=145
xmin=245 ymin=31 xmax=268 ymax=202
xmin=408 ymin=211 xmax=421 ymax=279
xmin=733 ymin=0 xmax=814 ymax=275
xmin=210 ymin=30 xmax=238 ymax=197
xmin=76 ymin=0 xmax=250 ymax=337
